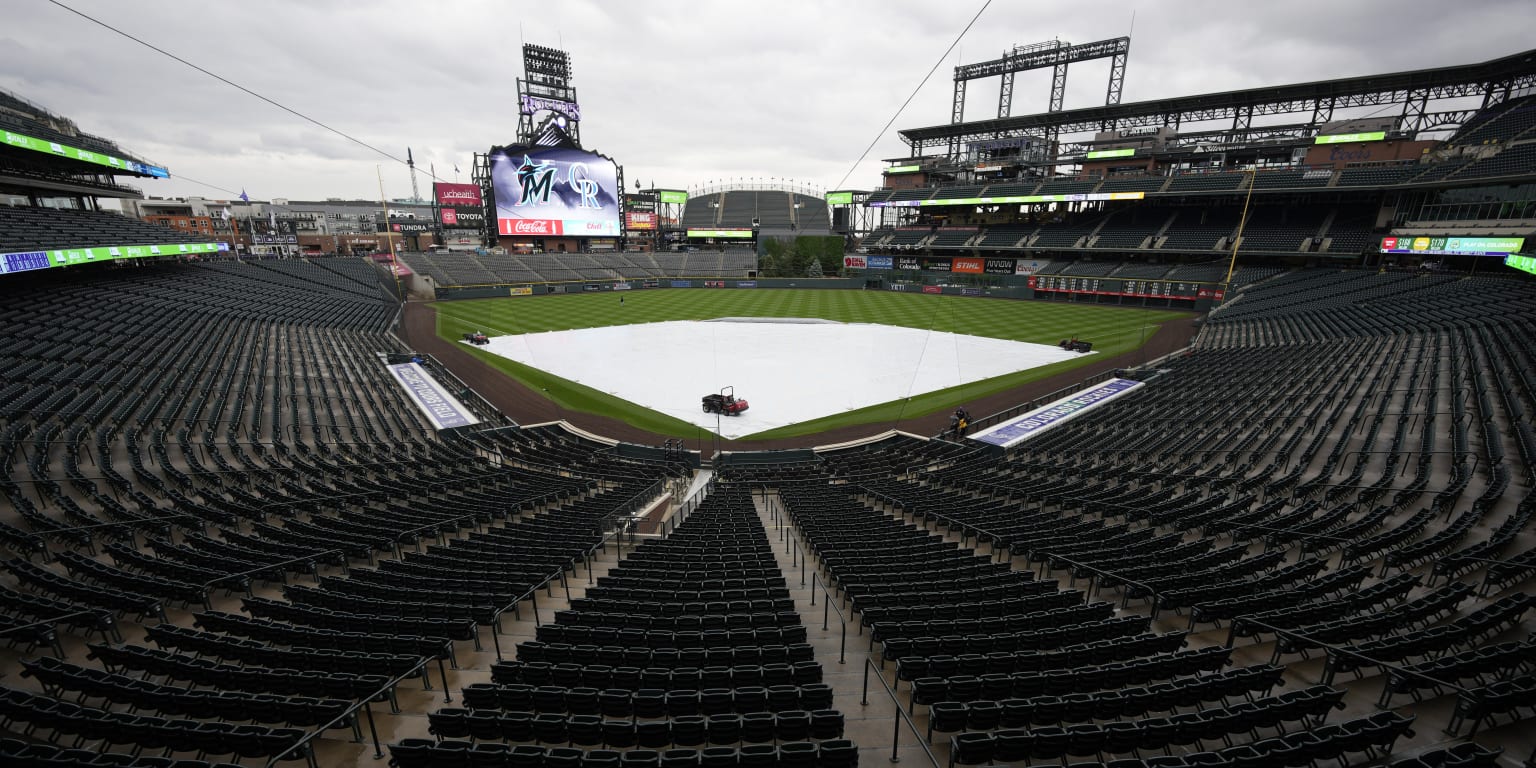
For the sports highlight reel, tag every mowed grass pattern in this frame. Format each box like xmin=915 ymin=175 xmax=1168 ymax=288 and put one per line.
xmin=434 ymin=289 xmax=1191 ymax=439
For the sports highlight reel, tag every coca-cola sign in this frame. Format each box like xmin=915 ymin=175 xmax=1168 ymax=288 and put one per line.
xmin=499 ymin=218 xmax=564 ymax=236
xmin=434 ymin=183 xmax=483 ymax=207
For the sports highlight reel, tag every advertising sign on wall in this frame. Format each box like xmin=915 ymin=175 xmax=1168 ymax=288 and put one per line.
xmin=951 ymin=257 xmax=984 ymax=274
xmin=0 ymin=242 xmax=221 ymax=275
xmin=687 ymin=229 xmax=754 ymax=238
xmin=2 ymin=129 xmax=169 ymax=177
xmin=1504 ymin=253 xmax=1536 ymax=275
xmin=625 ymin=212 xmax=658 ymax=230
xmin=1380 ymin=236 xmax=1524 ymax=257
xmin=434 ymin=182 xmax=483 ymax=207
xmin=441 ymin=208 xmax=485 ymax=228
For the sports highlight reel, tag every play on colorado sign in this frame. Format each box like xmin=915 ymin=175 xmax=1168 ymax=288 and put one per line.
xmin=387 ymin=363 xmax=481 ymax=430
xmin=970 ymin=378 xmax=1144 ymax=449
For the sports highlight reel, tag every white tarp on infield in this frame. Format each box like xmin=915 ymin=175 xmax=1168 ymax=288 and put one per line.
xmin=472 ymin=319 xmax=1088 ymax=439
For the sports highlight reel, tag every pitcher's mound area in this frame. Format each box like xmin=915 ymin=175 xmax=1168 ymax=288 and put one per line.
xmin=473 ymin=318 xmax=1089 ymax=438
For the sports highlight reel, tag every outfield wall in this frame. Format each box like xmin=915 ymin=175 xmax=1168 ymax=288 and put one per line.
xmin=433 ymin=275 xmax=1211 ymax=309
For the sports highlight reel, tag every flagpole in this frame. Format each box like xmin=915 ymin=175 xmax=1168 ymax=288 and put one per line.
xmin=241 ymin=200 xmax=256 ymax=258
xmin=227 ymin=209 xmax=242 ymax=260
xmin=377 ymin=165 xmax=403 ymax=303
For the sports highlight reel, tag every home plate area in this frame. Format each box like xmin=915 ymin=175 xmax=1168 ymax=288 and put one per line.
xmin=472 ymin=318 xmax=1088 ymax=439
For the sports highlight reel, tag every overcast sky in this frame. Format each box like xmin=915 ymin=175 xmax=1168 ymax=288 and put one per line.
xmin=3 ymin=0 xmax=1533 ymax=203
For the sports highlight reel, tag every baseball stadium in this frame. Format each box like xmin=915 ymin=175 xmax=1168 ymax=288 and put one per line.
xmin=1 ymin=14 xmax=1535 ymax=768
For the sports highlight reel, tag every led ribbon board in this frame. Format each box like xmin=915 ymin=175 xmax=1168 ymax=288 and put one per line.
xmin=686 ymin=229 xmax=754 ymax=238
xmin=871 ymin=191 xmax=1146 ymax=208
xmin=1379 ymin=236 xmax=1525 ymax=256
xmin=2 ymin=129 xmax=169 ymax=177
xmin=0 ymin=242 xmax=222 ymax=276
xmin=1506 ymin=254 xmax=1536 ymax=276
xmin=1315 ymin=132 xmax=1386 ymax=144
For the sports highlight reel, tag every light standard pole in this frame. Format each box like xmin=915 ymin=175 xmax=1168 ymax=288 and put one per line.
xmin=1220 ymin=167 xmax=1259 ymax=305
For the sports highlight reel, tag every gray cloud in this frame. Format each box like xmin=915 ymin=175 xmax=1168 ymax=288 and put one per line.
xmin=2 ymin=0 xmax=1532 ymax=202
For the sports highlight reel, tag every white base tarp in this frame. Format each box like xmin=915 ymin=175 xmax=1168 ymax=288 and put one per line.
xmin=472 ymin=319 xmax=1087 ymax=439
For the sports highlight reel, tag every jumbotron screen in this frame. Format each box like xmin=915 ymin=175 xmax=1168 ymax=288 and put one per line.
xmin=489 ymin=145 xmax=621 ymax=237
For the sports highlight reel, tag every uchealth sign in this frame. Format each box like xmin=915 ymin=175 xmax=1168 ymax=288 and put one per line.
xmin=434 ymin=182 xmax=483 ymax=207
xmin=843 ymin=255 xmax=867 ymax=268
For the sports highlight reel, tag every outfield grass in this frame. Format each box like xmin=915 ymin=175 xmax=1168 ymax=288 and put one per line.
xmin=433 ymin=289 xmax=1191 ymax=439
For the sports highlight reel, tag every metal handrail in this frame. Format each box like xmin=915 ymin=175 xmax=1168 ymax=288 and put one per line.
xmin=1024 ymin=550 xmax=1161 ymax=610
xmin=0 ymin=609 xmax=106 ymax=638
xmin=859 ymin=656 xmax=943 ymax=768
xmin=0 ymin=609 xmax=97 ymax=656
xmin=263 ymin=653 xmax=437 ymax=767
xmin=809 ymin=573 xmax=848 ymax=665
xmin=1229 ymin=616 xmax=1482 ymax=733
xmin=201 ymin=549 xmax=344 ymax=589
xmin=488 ymin=566 xmax=567 ymax=660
